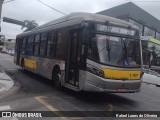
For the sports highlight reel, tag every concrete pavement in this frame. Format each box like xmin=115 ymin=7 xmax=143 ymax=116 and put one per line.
xmin=143 ymin=73 xmax=160 ymax=86
xmin=0 ymin=69 xmax=14 ymax=94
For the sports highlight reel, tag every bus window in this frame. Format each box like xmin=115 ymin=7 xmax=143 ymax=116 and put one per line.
xmin=28 ymin=35 xmax=34 ymax=44
xmin=21 ymin=37 xmax=28 ymax=55
xmin=28 ymin=35 xmax=34 ymax=55
xmin=56 ymin=30 xmax=66 ymax=59
xmin=40 ymin=33 xmax=47 ymax=57
xmin=88 ymin=34 xmax=99 ymax=61
xmin=22 ymin=37 xmax=27 ymax=48
xmin=89 ymin=34 xmax=141 ymax=67
xmin=47 ymin=31 xmax=56 ymax=58
xmin=33 ymin=34 xmax=40 ymax=56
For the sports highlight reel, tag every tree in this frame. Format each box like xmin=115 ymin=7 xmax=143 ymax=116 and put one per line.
xmin=21 ymin=20 xmax=38 ymax=32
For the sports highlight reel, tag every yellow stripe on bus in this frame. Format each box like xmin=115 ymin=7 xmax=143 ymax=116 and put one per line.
xmin=24 ymin=59 xmax=36 ymax=70
xmin=102 ymin=68 xmax=141 ymax=80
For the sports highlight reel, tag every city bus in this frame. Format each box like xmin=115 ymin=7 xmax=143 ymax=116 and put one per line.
xmin=141 ymin=36 xmax=160 ymax=75
xmin=14 ymin=12 xmax=143 ymax=93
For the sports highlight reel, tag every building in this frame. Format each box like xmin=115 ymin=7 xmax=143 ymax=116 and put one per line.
xmin=0 ymin=33 xmax=5 ymax=45
xmin=97 ymin=2 xmax=160 ymax=40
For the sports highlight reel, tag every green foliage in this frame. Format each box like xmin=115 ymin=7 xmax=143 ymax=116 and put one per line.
xmin=21 ymin=20 xmax=38 ymax=32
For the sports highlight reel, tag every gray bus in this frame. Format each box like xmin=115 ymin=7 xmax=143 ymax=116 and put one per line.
xmin=14 ymin=12 xmax=143 ymax=93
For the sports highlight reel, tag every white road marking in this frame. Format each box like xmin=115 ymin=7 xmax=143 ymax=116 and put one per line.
xmin=6 ymin=69 xmax=18 ymax=71
xmin=0 ymin=117 xmax=19 ymax=120
xmin=0 ymin=105 xmax=11 ymax=111
xmin=0 ymin=59 xmax=12 ymax=60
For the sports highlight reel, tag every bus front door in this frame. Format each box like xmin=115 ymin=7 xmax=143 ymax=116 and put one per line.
xmin=66 ymin=30 xmax=81 ymax=87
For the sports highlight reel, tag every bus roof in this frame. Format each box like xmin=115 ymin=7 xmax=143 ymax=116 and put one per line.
xmin=17 ymin=12 xmax=138 ymax=37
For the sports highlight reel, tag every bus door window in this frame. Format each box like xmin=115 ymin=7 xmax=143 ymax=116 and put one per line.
xmin=71 ymin=32 xmax=78 ymax=64
xmin=68 ymin=30 xmax=81 ymax=86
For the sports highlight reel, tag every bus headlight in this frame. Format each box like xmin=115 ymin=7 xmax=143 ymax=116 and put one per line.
xmin=87 ymin=64 xmax=104 ymax=78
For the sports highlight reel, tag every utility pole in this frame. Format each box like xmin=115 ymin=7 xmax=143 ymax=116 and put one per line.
xmin=0 ymin=0 xmax=4 ymax=32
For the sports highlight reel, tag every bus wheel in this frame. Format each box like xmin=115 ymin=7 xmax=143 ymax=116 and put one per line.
xmin=53 ymin=73 xmax=62 ymax=89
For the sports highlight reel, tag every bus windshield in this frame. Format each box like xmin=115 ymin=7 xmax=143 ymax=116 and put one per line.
xmin=89 ymin=34 xmax=141 ymax=67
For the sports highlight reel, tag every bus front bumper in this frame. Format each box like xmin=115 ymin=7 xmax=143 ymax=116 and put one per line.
xmin=82 ymin=72 xmax=142 ymax=93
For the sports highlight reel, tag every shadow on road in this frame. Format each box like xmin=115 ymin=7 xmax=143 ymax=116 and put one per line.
xmin=11 ymin=69 xmax=137 ymax=110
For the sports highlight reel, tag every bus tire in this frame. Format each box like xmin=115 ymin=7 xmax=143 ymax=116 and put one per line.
xmin=53 ymin=74 xmax=63 ymax=90
xmin=52 ymin=69 xmax=62 ymax=90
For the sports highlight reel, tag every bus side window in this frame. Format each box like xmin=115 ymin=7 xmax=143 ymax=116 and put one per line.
xmin=56 ymin=30 xmax=66 ymax=59
xmin=22 ymin=38 xmax=26 ymax=48
xmin=33 ymin=34 xmax=40 ymax=56
xmin=47 ymin=31 xmax=56 ymax=58
xmin=40 ymin=33 xmax=47 ymax=57
xmin=25 ymin=37 xmax=29 ymax=55
xmin=21 ymin=37 xmax=27 ymax=55
xmin=28 ymin=35 xmax=34 ymax=56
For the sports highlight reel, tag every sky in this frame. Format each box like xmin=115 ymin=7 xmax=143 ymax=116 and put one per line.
xmin=1 ymin=0 xmax=160 ymax=39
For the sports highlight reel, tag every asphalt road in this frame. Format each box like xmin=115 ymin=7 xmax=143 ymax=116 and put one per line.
xmin=0 ymin=53 xmax=160 ymax=120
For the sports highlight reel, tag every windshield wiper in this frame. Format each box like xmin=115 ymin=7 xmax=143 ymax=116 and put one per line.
xmin=106 ymin=40 xmax=111 ymax=62
xmin=122 ymin=39 xmax=129 ymax=66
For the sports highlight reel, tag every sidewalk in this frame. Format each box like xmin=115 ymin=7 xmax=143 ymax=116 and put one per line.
xmin=0 ymin=70 xmax=14 ymax=94
xmin=142 ymin=73 xmax=160 ymax=86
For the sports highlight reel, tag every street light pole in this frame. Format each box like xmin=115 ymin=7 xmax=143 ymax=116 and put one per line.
xmin=0 ymin=0 xmax=4 ymax=32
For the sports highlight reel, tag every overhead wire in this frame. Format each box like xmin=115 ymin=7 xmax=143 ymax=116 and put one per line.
xmin=36 ymin=0 xmax=66 ymax=15
xmin=126 ymin=0 xmax=160 ymax=2
xmin=3 ymin=0 xmax=67 ymax=15
xmin=3 ymin=0 xmax=16 ymax=4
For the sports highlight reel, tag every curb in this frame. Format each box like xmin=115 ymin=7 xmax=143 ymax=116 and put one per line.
xmin=143 ymin=81 xmax=160 ymax=88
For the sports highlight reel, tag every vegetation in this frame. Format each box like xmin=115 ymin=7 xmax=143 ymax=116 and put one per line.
xmin=21 ymin=20 xmax=38 ymax=32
